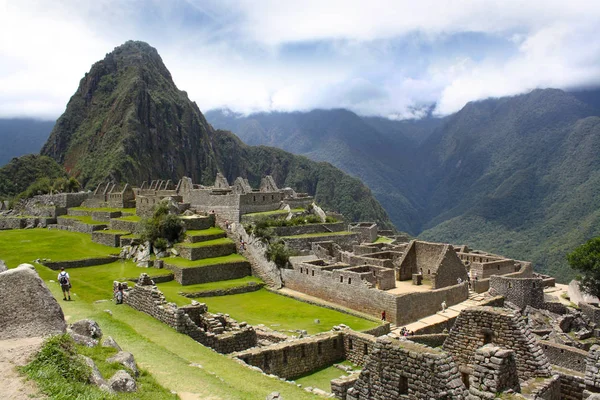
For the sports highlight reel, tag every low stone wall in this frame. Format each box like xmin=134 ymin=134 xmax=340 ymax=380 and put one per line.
xmin=67 ymin=209 xmax=91 ymax=216
xmin=282 ymin=232 xmax=359 ymax=253
xmin=92 ymin=231 xmax=127 ymax=247
xmin=472 ymin=278 xmax=490 ymax=293
xmin=44 ymin=256 xmax=117 ymax=270
xmin=179 ymin=281 xmax=264 ymax=297
xmin=176 ymin=242 xmax=236 ymax=261
xmin=165 ymin=261 xmax=251 ymax=285
xmin=124 ymin=280 xmax=257 ymax=353
xmin=185 ymin=232 xmax=226 ymax=243
xmin=128 ymin=274 xmax=174 ymax=284
xmin=272 ymin=222 xmax=345 ymax=237
xmin=540 ymin=340 xmax=588 ymax=372
xmin=580 ymin=302 xmax=600 ymax=325
xmin=361 ymin=323 xmax=390 ymax=337
xmin=109 ymin=219 xmax=139 ymax=233
xmin=91 ymin=210 xmax=122 ymax=222
xmin=543 ymin=301 xmax=568 ymax=315
xmin=32 ymin=192 xmax=89 ymax=208
xmin=0 ymin=217 xmax=26 ymax=230
xmin=57 ymin=217 xmax=107 ymax=233
xmin=394 ymin=282 xmax=469 ymax=326
xmin=234 ymin=332 xmax=345 ymax=379
xmin=525 ymin=375 xmax=561 ymax=400
xmin=120 ymin=236 xmax=141 ymax=246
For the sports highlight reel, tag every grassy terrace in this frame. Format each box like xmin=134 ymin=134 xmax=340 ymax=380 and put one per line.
xmin=243 ymin=208 xmax=305 ymax=217
xmin=192 ymin=289 xmax=380 ymax=334
xmin=163 ymin=254 xmax=246 ymax=268
xmin=176 ymin=237 xmax=234 ymax=248
xmin=69 ymin=206 xmax=137 ymax=213
xmin=281 ymin=231 xmax=356 ymax=239
xmin=0 ymin=228 xmax=381 ymax=398
xmin=59 ymin=215 xmax=106 ymax=225
xmin=0 ymin=229 xmax=118 ymax=266
xmin=186 ymin=227 xmax=225 ymax=236
xmin=157 ymin=277 xmax=263 ymax=300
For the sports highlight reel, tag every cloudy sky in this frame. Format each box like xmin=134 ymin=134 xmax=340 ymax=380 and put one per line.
xmin=2 ymin=0 xmax=600 ymax=120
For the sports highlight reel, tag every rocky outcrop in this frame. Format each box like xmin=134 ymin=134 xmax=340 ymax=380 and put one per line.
xmin=108 ymin=370 xmax=137 ymax=393
xmin=0 ymin=264 xmax=66 ymax=339
xmin=107 ymin=351 xmax=139 ymax=377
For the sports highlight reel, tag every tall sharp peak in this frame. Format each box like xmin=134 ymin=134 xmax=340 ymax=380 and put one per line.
xmin=92 ymin=40 xmax=173 ymax=83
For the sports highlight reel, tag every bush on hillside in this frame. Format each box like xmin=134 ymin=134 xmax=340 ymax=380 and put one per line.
xmin=266 ymin=240 xmax=295 ymax=268
xmin=140 ymin=201 xmax=184 ymax=250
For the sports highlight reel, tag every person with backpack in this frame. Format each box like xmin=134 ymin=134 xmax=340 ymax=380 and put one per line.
xmin=57 ymin=267 xmax=71 ymax=301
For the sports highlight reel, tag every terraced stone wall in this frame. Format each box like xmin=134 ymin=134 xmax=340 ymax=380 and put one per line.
xmin=540 ymin=340 xmax=588 ymax=373
xmin=92 ymin=231 xmax=126 ymax=247
xmin=176 ymin=241 xmax=236 ymax=261
xmin=282 ymin=233 xmax=359 ymax=253
xmin=272 ymin=222 xmax=345 ymax=237
xmin=109 ymin=219 xmax=140 ymax=233
xmin=165 ymin=261 xmax=251 ymax=285
xmin=44 ymin=257 xmax=117 ymax=270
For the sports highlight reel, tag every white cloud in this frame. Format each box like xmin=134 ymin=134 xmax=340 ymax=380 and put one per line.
xmin=1 ymin=0 xmax=600 ymax=120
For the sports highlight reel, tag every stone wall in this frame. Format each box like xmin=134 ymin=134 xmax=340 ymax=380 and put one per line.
xmin=109 ymin=219 xmax=140 ymax=233
xmin=331 ymin=375 xmax=358 ymax=400
xmin=347 ymin=337 xmax=466 ymax=400
xmin=92 ymin=231 xmax=127 ymax=247
xmin=272 ymin=222 xmax=345 ymax=237
xmin=580 ymin=302 xmax=600 ymax=325
xmin=165 ymin=261 xmax=251 ymax=285
xmin=32 ymin=192 xmax=89 ymax=208
xmin=342 ymin=331 xmax=377 ymax=366
xmin=394 ymin=283 xmax=469 ymax=326
xmin=176 ymin=241 xmax=237 ymax=261
xmin=408 ymin=333 xmax=448 ymax=348
xmin=0 ymin=217 xmax=54 ymax=230
xmin=467 ymin=345 xmax=520 ymax=399
xmin=489 ymin=275 xmax=545 ymax=309
xmin=234 ymin=332 xmax=345 ymax=379
xmin=540 ymin=340 xmax=588 ymax=373
xmin=585 ymin=345 xmax=600 ymax=394
xmin=556 ymin=370 xmax=585 ymax=400
xmin=442 ymin=306 xmax=551 ymax=381
xmin=44 ymin=257 xmax=117 ymax=270
xmin=124 ymin=277 xmax=257 ymax=353
xmin=91 ymin=210 xmax=122 ymax=222
xmin=180 ymin=215 xmax=214 ymax=231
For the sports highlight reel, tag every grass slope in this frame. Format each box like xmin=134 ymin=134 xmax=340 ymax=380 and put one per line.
xmin=164 ymin=254 xmax=246 ymax=268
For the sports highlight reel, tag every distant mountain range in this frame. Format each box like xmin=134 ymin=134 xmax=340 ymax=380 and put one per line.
xmin=0 ymin=119 xmax=54 ymax=166
xmin=207 ymin=88 xmax=600 ymax=282
xmin=2 ymin=41 xmax=599 ymax=281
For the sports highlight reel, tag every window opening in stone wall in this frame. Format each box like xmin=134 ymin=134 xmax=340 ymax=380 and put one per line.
xmin=399 ymin=375 xmax=408 ymax=395
xmin=312 ymin=270 xmax=314 ymax=276
xmin=263 ymin=196 xmax=265 ymax=201
xmin=497 ymin=265 xmax=500 ymax=270
xmin=508 ymin=282 xmax=512 ymax=289
xmin=364 ymin=343 xmax=368 ymax=355
xmin=271 ymin=195 xmax=274 ymax=200
xmin=427 ymin=269 xmax=430 ymax=275
xmin=461 ymin=372 xmax=470 ymax=389
xmin=318 ymin=342 xmax=322 ymax=355
xmin=300 ymin=268 xmax=303 ymax=274
xmin=482 ymin=328 xmax=493 ymax=345
xmin=306 ymin=269 xmax=309 ymax=275
xmin=253 ymin=196 xmax=256 ymax=201
xmin=533 ymin=282 xmax=536 ymax=288
xmin=340 ymin=276 xmax=344 ymax=283
xmin=348 ymin=278 xmax=352 ymax=284
xmin=349 ymin=339 xmax=353 ymax=350
xmin=333 ymin=339 xmax=337 ymax=349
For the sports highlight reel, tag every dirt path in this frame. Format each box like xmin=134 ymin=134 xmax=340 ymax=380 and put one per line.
xmin=0 ymin=337 xmax=45 ymax=400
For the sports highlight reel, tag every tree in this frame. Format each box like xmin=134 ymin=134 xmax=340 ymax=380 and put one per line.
xmin=567 ymin=237 xmax=600 ymax=298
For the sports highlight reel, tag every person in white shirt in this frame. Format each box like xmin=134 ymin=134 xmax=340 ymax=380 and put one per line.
xmin=57 ymin=267 xmax=71 ymax=301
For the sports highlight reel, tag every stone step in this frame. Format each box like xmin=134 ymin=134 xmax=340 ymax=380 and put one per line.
xmin=176 ymin=238 xmax=237 ymax=261
xmin=164 ymin=257 xmax=252 ymax=285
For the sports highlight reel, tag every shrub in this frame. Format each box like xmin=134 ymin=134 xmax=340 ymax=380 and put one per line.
xmin=141 ymin=201 xmax=184 ymax=250
xmin=266 ymin=241 xmax=294 ymax=268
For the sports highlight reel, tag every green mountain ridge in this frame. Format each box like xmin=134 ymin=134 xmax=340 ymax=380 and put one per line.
xmin=207 ymin=89 xmax=600 ymax=282
xmin=35 ymin=41 xmax=391 ymax=227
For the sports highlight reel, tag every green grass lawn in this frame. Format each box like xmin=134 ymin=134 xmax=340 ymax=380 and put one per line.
xmin=192 ymin=289 xmax=380 ymax=334
xmin=281 ymin=231 xmax=355 ymax=239
xmin=177 ymin=237 xmax=234 ymax=248
xmin=0 ymin=229 xmax=118 ymax=267
xmin=374 ymin=236 xmax=394 ymax=243
xmin=294 ymin=361 xmax=357 ymax=392
xmin=60 ymin=215 xmax=106 ymax=225
xmin=164 ymin=254 xmax=247 ymax=268
xmin=186 ymin=227 xmax=225 ymax=236
xmin=157 ymin=276 xmax=263 ymax=301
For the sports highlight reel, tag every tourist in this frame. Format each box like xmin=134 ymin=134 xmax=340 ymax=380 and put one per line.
xmin=225 ymin=220 xmax=231 ymax=231
xmin=115 ymin=283 xmax=124 ymax=304
xmin=381 ymin=310 xmax=386 ymax=321
xmin=441 ymin=300 xmax=447 ymax=313
xmin=57 ymin=267 xmax=71 ymax=301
